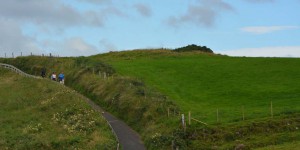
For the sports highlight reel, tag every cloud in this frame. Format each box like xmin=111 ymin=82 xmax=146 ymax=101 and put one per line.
xmin=60 ymin=37 xmax=99 ymax=56
xmin=134 ymin=3 xmax=152 ymax=17
xmin=221 ymin=46 xmax=300 ymax=57
xmin=0 ymin=0 xmax=120 ymax=30
xmin=76 ymin=0 xmax=112 ymax=4
xmin=99 ymin=39 xmax=117 ymax=52
xmin=0 ymin=19 xmax=42 ymax=57
xmin=39 ymin=37 xmax=100 ymax=57
xmin=241 ymin=26 xmax=299 ymax=34
xmin=245 ymin=0 xmax=275 ymax=3
xmin=167 ymin=0 xmax=234 ymax=28
xmin=0 ymin=0 xmax=125 ymax=57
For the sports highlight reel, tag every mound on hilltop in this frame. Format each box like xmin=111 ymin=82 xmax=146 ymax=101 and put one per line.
xmin=174 ymin=44 xmax=214 ymax=53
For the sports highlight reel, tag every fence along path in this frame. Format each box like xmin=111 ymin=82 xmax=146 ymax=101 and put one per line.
xmin=0 ymin=63 xmax=146 ymax=150
xmin=0 ymin=63 xmax=40 ymax=79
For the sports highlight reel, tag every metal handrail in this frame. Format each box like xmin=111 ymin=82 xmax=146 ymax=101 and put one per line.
xmin=0 ymin=63 xmax=41 ymax=79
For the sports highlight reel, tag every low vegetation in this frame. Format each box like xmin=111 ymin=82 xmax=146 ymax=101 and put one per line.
xmin=255 ymin=140 xmax=300 ymax=150
xmin=0 ymin=68 xmax=117 ymax=149
xmin=174 ymin=44 xmax=214 ymax=53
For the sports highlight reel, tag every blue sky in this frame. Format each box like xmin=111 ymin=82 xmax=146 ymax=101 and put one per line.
xmin=0 ymin=0 xmax=300 ymax=57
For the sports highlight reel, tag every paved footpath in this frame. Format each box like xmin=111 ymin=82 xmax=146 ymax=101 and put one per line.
xmin=85 ymin=98 xmax=146 ymax=150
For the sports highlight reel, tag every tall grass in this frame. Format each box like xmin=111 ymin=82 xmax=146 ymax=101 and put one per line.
xmin=0 ymin=68 xmax=117 ymax=149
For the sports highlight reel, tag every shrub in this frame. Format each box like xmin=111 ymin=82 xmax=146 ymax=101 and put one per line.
xmin=174 ymin=44 xmax=214 ymax=53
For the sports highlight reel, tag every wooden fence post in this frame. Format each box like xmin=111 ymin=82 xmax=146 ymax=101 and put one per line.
xmin=188 ymin=111 xmax=191 ymax=125
xmin=171 ymin=140 xmax=174 ymax=150
xmin=144 ymin=88 xmax=146 ymax=99
xmin=271 ymin=101 xmax=273 ymax=118
xmin=242 ymin=106 xmax=245 ymax=121
xmin=217 ymin=108 xmax=219 ymax=122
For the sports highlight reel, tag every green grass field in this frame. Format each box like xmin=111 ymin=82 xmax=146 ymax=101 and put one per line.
xmin=94 ymin=50 xmax=300 ymax=124
xmin=255 ymin=141 xmax=300 ymax=150
xmin=0 ymin=68 xmax=117 ymax=149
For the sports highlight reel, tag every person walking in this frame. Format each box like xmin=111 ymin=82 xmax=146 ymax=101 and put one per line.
xmin=58 ymin=72 xmax=65 ymax=84
xmin=41 ymin=67 xmax=46 ymax=78
xmin=51 ymin=72 xmax=57 ymax=81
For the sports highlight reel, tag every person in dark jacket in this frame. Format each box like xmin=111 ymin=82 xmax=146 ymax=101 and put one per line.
xmin=41 ymin=67 xmax=46 ymax=78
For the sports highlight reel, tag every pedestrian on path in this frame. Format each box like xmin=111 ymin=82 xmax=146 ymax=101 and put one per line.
xmin=41 ymin=67 xmax=46 ymax=78
xmin=51 ymin=72 xmax=57 ymax=81
xmin=58 ymin=72 xmax=65 ymax=84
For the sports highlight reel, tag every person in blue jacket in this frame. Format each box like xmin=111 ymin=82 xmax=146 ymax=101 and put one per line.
xmin=58 ymin=72 xmax=65 ymax=84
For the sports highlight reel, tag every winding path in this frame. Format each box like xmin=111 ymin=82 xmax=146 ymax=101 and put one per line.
xmin=0 ymin=63 xmax=146 ymax=150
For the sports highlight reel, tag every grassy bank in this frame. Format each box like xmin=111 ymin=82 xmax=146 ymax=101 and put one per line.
xmin=0 ymin=68 xmax=117 ymax=149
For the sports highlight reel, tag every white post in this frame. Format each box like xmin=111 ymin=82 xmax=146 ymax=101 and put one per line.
xmin=181 ymin=114 xmax=184 ymax=127
xmin=181 ymin=114 xmax=185 ymax=127
xmin=104 ymin=72 xmax=106 ymax=79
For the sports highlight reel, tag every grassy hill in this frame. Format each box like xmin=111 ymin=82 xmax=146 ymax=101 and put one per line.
xmin=93 ymin=50 xmax=300 ymax=123
xmin=0 ymin=68 xmax=117 ymax=149
xmin=1 ymin=49 xmax=299 ymax=149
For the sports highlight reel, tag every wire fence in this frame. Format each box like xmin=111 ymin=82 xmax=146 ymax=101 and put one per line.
xmin=167 ymin=102 xmax=299 ymax=128
xmin=0 ymin=52 xmax=60 ymax=58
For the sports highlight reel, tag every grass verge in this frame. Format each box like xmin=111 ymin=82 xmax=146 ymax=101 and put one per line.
xmin=0 ymin=68 xmax=117 ymax=149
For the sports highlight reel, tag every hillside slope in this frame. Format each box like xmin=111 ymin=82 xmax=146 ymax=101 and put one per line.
xmin=0 ymin=68 xmax=117 ymax=149
xmin=1 ymin=50 xmax=300 ymax=149
xmin=93 ymin=50 xmax=300 ymax=123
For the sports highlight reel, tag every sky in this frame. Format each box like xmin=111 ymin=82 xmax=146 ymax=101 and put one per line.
xmin=0 ymin=0 xmax=300 ymax=57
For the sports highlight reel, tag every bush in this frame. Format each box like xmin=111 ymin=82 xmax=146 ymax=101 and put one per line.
xmin=174 ymin=44 xmax=214 ymax=53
